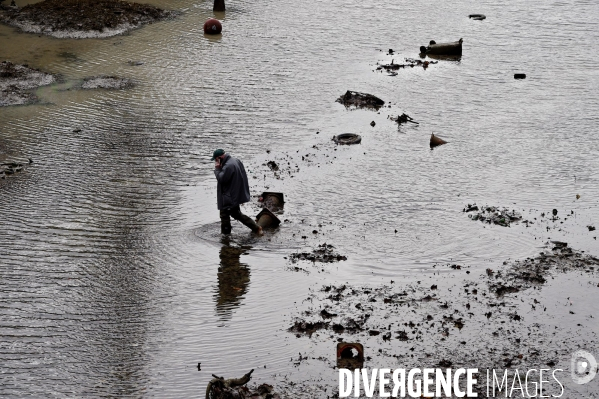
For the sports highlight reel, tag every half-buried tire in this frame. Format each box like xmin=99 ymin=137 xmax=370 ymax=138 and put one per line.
xmin=333 ymin=133 xmax=362 ymax=145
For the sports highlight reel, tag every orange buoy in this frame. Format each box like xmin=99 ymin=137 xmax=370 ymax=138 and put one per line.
xmin=203 ymin=18 xmax=222 ymax=34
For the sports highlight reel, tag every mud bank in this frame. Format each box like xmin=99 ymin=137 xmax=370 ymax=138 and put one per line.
xmin=0 ymin=0 xmax=173 ymax=39
xmin=288 ymin=244 xmax=599 ymax=397
xmin=0 ymin=61 xmax=55 ymax=106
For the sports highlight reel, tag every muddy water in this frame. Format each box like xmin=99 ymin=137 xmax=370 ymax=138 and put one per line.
xmin=1 ymin=0 xmax=598 ymax=396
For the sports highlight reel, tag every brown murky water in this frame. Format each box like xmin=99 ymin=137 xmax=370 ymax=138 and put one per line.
xmin=1 ymin=0 xmax=599 ymax=396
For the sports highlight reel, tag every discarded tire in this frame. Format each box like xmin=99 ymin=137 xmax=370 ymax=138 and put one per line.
xmin=333 ymin=133 xmax=362 ymax=145
xmin=203 ymin=18 xmax=222 ymax=34
xmin=514 ymin=73 xmax=526 ymax=79
xmin=469 ymin=14 xmax=486 ymax=20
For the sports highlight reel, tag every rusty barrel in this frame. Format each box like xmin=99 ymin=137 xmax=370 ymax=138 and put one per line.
xmin=255 ymin=208 xmax=281 ymax=228
xmin=424 ymin=38 xmax=463 ymax=55
xmin=261 ymin=192 xmax=285 ymax=209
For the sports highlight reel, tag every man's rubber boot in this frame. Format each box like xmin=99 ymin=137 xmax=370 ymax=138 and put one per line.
xmin=221 ymin=225 xmax=232 ymax=235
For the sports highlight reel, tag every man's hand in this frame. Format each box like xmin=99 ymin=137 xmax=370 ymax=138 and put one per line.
xmin=215 ymin=159 xmax=221 ymax=168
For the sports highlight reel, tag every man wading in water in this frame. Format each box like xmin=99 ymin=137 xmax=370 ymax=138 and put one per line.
xmin=213 ymin=149 xmax=263 ymax=236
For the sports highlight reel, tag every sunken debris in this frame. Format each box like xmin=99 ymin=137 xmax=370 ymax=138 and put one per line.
xmin=376 ymin=58 xmax=438 ymax=72
xmin=420 ymin=38 xmax=463 ymax=56
xmin=290 ymin=243 xmax=347 ymax=263
xmin=81 ymin=76 xmax=134 ymax=90
xmin=1 ymin=158 xmax=32 ymax=179
xmin=336 ymin=90 xmax=384 ymax=109
xmin=389 ymin=113 xmax=418 ymax=125
xmin=464 ymin=204 xmax=522 ymax=227
xmin=0 ymin=61 xmax=55 ymax=106
xmin=205 ymin=369 xmax=281 ymax=399
xmin=0 ymin=0 xmax=174 ymax=39
xmin=430 ymin=133 xmax=448 ymax=148
xmin=469 ymin=14 xmax=486 ymax=20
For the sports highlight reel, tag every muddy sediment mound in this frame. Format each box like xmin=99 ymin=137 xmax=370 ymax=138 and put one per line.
xmin=0 ymin=0 xmax=173 ymax=39
xmin=488 ymin=243 xmax=599 ymax=296
xmin=288 ymin=245 xmax=599 ymax=396
xmin=463 ymin=204 xmax=522 ymax=227
xmin=0 ymin=61 xmax=55 ymax=106
xmin=290 ymin=243 xmax=347 ymax=263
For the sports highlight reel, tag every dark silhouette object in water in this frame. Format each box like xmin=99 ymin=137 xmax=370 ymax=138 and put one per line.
xmin=336 ymin=90 xmax=385 ymax=109
xmin=514 ymin=73 xmax=526 ymax=79
xmin=255 ymin=208 xmax=281 ymax=228
xmin=469 ymin=14 xmax=486 ymax=20
xmin=420 ymin=38 xmax=463 ymax=56
xmin=213 ymin=0 xmax=225 ymax=11
xmin=337 ymin=342 xmax=364 ymax=370
xmin=215 ymin=244 xmax=250 ymax=319
xmin=259 ymin=192 xmax=284 ymax=211
xmin=391 ymin=113 xmax=418 ymax=125
xmin=430 ymin=133 xmax=448 ymax=148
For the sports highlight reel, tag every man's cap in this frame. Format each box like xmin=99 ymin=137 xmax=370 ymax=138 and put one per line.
xmin=211 ymin=149 xmax=225 ymax=160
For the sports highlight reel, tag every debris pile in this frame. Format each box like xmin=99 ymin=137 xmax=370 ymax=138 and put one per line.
xmin=287 ymin=245 xmax=599 ymax=391
xmin=376 ymin=58 xmax=438 ymax=72
xmin=205 ymin=369 xmax=281 ymax=399
xmin=464 ymin=204 xmax=522 ymax=227
xmin=290 ymin=243 xmax=347 ymax=263
xmin=488 ymin=243 xmax=599 ymax=296
xmin=336 ymin=90 xmax=384 ymax=109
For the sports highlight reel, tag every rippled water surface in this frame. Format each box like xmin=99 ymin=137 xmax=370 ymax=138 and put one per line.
xmin=1 ymin=0 xmax=598 ymax=396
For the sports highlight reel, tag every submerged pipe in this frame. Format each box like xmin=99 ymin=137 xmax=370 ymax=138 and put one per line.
xmin=337 ymin=342 xmax=364 ymax=370
xmin=422 ymin=38 xmax=463 ymax=56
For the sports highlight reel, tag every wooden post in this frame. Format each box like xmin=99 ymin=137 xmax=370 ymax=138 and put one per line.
xmin=213 ymin=0 xmax=225 ymax=11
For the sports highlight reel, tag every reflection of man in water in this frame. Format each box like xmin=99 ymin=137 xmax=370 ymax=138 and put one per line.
xmin=212 ymin=149 xmax=263 ymax=236
xmin=215 ymin=244 xmax=250 ymax=318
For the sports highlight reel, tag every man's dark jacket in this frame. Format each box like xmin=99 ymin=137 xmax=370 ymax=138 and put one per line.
xmin=214 ymin=154 xmax=251 ymax=210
